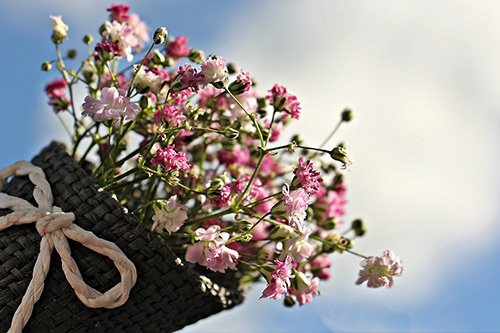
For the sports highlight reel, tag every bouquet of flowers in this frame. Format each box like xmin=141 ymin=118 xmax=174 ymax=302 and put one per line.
xmin=34 ymin=2 xmax=402 ymax=326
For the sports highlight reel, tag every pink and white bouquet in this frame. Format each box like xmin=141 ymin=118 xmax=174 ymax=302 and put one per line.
xmin=43 ymin=4 xmax=402 ymax=307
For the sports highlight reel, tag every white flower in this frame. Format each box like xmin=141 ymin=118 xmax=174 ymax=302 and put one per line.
xmin=103 ymin=20 xmax=140 ymax=62
xmin=152 ymin=196 xmax=188 ymax=234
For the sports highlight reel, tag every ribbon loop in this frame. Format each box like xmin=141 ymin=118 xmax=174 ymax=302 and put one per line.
xmin=0 ymin=161 xmax=137 ymax=333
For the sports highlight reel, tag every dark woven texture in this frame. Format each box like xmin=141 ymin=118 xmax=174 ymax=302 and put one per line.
xmin=0 ymin=142 xmax=244 ymax=332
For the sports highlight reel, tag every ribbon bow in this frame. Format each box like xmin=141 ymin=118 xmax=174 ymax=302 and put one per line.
xmin=0 ymin=161 xmax=137 ymax=333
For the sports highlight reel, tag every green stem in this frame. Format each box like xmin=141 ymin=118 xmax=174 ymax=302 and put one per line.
xmin=127 ymin=42 xmax=155 ymax=98
xmin=224 ymin=87 xmax=265 ymax=147
xmin=318 ymin=118 xmax=343 ymax=149
xmin=235 ymin=150 xmax=267 ymax=207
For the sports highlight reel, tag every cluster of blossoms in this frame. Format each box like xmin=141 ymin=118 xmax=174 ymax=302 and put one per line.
xmin=43 ymin=4 xmax=402 ymax=308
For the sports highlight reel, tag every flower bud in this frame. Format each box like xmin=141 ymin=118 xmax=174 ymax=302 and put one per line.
xmin=221 ymin=139 xmax=236 ymax=151
xmin=218 ymin=116 xmax=233 ymax=128
xmin=330 ymin=145 xmax=353 ymax=169
xmin=269 ymin=224 xmax=295 ymax=242
xmin=224 ymin=128 xmax=239 ymax=140
xmin=153 ymin=27 xmax=168 ymax=45
xmin=341 ymin=108 xmax=354 ymax=122
xmin=256 ymin=97 xmax=268 ymax=117
xmin=83 ymin=34 xmax=93 ymax=44
xmin=83 ymin=69 xmax=96 ymax=84
xmin=351 ymin=218 xmax=366 ymax=236
xmin=340 ymin=237 xmax=354 ymax=249
xmin=284 ymin=295 xmax=296 ymax=307
xmin=67 ymin=49 xmax=77 ymax=59
xmin=148 ymin=50 xmax=165 ymax=65
xmin=322 ymin=233 xmax=340 ymax=253
xmin=139 ymin=95 xmax=150 ymax=109
xmin=270 ymin=201 xmax=287 ymax=220
xmin=212 ymin=76 xmax=229 ymax=89
xmin=226 ymin=63 xmax=239 ymax=74
xmin=237 ymin=220 xmax=254 ymax=232
xmin=241 ymin=234 xmax=253 ymax=242
xmin=188 ymin=49 xmax=205 ymax=64
xmin=322 ymin=217 xmax=338 ymax=230
xmin=41 ymin=61 xmax=52 ymax=71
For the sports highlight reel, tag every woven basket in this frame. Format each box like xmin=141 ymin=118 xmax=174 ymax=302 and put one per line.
xmin=0 ymin=142 xmax=245 ymax=332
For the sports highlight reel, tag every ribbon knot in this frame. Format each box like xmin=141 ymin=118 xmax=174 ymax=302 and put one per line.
xmin=0 ymin=161 xmax=137 ymax=333
xmin=36 ymin=210 xmax=74 ymax=236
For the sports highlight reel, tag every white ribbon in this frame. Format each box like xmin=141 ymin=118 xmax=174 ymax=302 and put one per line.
xmin=0 ymin=161 xmax=137 ymax=333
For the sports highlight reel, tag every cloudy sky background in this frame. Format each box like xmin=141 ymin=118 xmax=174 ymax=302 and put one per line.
xmin=1 ymin=0 xmax=500 ymax=332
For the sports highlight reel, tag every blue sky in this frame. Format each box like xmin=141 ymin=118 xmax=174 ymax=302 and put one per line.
xmin=1 ymin=1 xmax=500 ymax=332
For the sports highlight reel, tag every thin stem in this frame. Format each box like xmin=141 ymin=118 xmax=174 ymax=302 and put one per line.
xmin=318 ymin=118 xmax=343 ymax=149
xmin=127 ymin=42 xmax=155 ymax=98
xmin=224 ymin=87 xmax=265 ymax=147
xmin=235 ymin=150 xmax=267 ymax=207
xmin=297 ymin=145 xmax=330 ymax=155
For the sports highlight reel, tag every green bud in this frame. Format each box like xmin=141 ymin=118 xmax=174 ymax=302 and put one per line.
xmin=322 ymin=217 xmax=338 ymax=230
xmin=212 ymin=76 xmax=229 ymax=89
xmin=152 ymin=49 xmax=166 ymax=64
xmin=153 ymin=27 xmax=168 ymax=45
xmin=352 ymin=218 xmax=366 ymax=236
xmin=291 ymin=134 xmax=303 ymax=145
xmin=322 ymin=233 xmax=340 ymax=253
xmin=139 ymin=95 xmax=150 ymax=109
xmin=221 ymin=139 xmax=236 ymax=151
xmin=340 ymin=237 xmax=354 ymax=249
xmin=341 ymin=108 xmax=354 ymax=122
xmin=83 ymin=34 xmax=93 ymax=44
xmin=237 ymin=220 xmax=254 ymax=232
xmin=256 ymin=97 xmax=268 ymax=117
xmin=330 ymin=145 xmax=353 ymax=169
xmin=269 ymin=224 xmax=295 ymax=242
xmin=188 ymin=49 xmax=205 ymax=64
xmin=226 ymin=63 xmax=239 ymax=74
xmin=210 ymin=178 xmax=225 ymax=190
xmin=224 ymin=128 xmax=239 ymax=140
xmin=218 ymin=116 xmax=233 ymax=129
xmin=83 ymin=69 xmax=96 ymax=84
xmin=284 ymin=295 xmax=296 ymax=307
xmin=98 ymin=23 xmax=108 ymax=37
xmin=41 ymin=61 xmax=52 ymax=71
xmin=67 ymin=49 xmax=77 ymax=59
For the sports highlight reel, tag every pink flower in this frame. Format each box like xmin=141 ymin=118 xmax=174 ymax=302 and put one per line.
xmin=99 ymin=72 xmax=129 ymax=90
xmin=45 ymin=78 xmax=67 ymax=99
xmin=293 ymin=157 xmax=323 ymax=195
xmin=166 ymin=36 xmax=191 ymax=59
xmin=151 ymin=195 xmax=188 ymax=234
xmin=210 ymin=183 xmax=232 ymax=209
xmin=267 ymin=84 xmax=301 ymax=119
xmin=102 ymin=20 xmax=140 ymax=61
xmin=291 ymin=271 xmax=320 ymax=306
xmin=150 ymin=145 xmax=191 ymax=172
xmin=82 ymin=87 xmax=139 ymax=121
xmin=315 ymin=184 xmax=347 ymax=224
xmin=128 ymin=14 xmax=150 ymax=46
xmin=216 ymin=144 xmax=250 ymax=166
xmin=308 ymin=255 xmax=331 ymax=280
xmin=185 ymin=225 xmax=239 ymax=273
xmin=260 ymin=255 xmax=295 ymax=300
xmin=107 ymin=4 xmax=130 ymax=22
xmin=152 ymin=104 xmax=185 ymax=127
xmin=94 ymin=40 xmax=121 ymax=62
xmin=281 ymin=229 xmax=315 ymax=263
xmin=200 ymin=55 xmax=228 ymax=86
xmin=177 ymin=63 xmax=206 ymax=92
xmin=282 ymin=184 xmax=311 ymax=232
xmin=356 ymin=250 xmax=403 ymax=288
xmin=134 ymin=65 xmax=169 ymax=94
